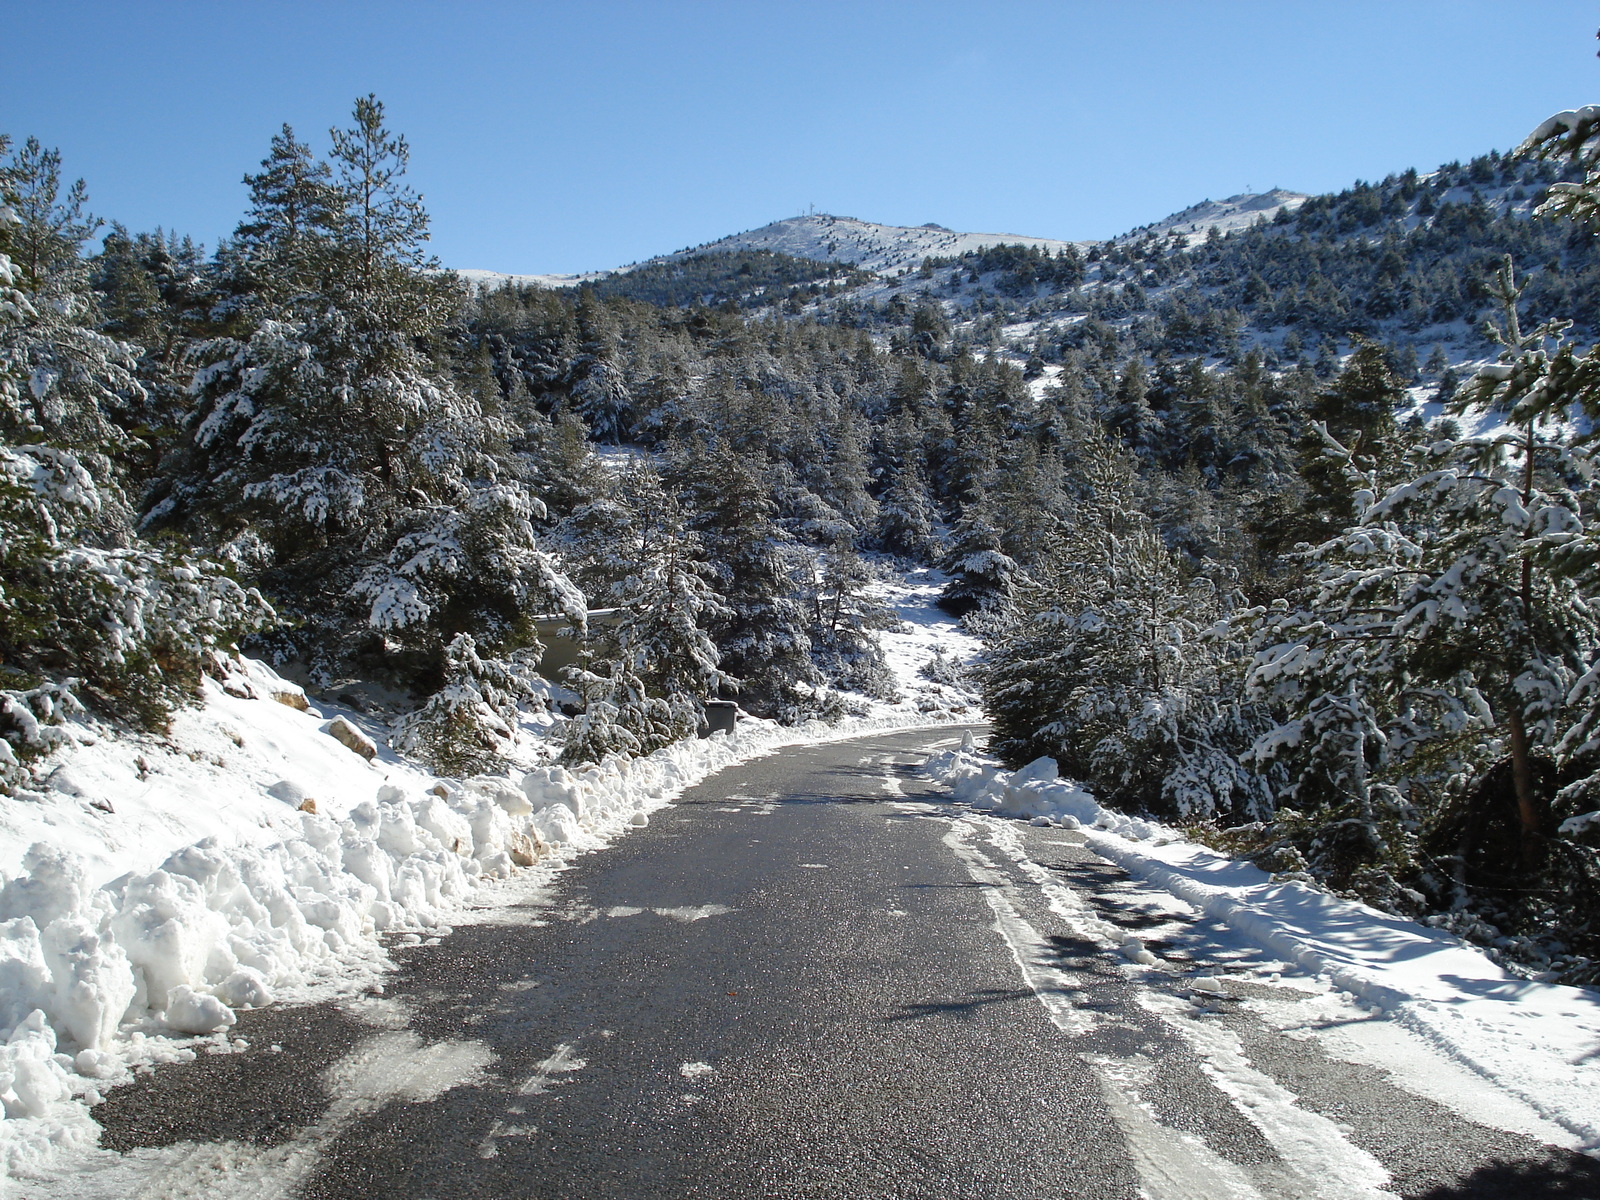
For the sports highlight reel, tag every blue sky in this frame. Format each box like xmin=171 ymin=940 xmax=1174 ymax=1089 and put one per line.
xmin=5 ymin=1 xmax=1600 ymax=274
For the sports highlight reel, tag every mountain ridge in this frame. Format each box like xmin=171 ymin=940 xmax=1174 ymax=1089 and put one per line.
xmin=455 ymin=190 xmax=1305 ymax=289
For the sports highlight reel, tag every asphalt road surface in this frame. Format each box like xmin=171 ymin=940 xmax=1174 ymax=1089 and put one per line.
xmin=65 ymin=728 xmax=1600 ymax=1199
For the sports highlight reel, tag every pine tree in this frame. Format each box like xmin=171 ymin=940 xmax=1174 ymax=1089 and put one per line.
xmin=162 ymin=99 xmax=579 ymax=700
xmin=0 ymin=136 xmax=271 ymax=789
xmin=566 ymin=289 xmax=632 ymax=443
xmin=391 ymin=634 xmax=545 ymax=776
xmin=876 ymin=453 xmax=942 ymax=561
xmin=1240 ymin=266 xmax=1600 ymax=893
xmin=667 ymin=437 xmax=820 ymax=721
xmin=937 ymin=501 xmax=1019 ymax=618
xmin=801 ymin=535 xmax=900 ymax=702
xmin=1266 ymin=339 xmax=1404 ymax=555
xmin=226 ymin=124 xmax=343 ymax=315
xmin=983 ymin=443 xmax=1268 ymax=819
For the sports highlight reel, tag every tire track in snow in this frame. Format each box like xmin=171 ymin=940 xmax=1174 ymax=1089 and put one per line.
xmin=944 ymin=814 xmax=1396 ymax=1200
xmin=942 ymin=817 xmax=1099 ymax=1036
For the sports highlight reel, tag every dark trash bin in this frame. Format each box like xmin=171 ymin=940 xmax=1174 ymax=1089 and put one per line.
xmin=702 ymin=700 xmax=738 ymax=737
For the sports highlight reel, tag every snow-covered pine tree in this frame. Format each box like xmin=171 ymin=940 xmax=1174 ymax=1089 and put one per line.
xmin=983 ymin=442 xmax=1268 ymax=820
xmin=1265 ymin=339 xmax=1405 ymax=555
xmin=876 ymin=452 xmax=942 ymax=562
xmin=391 ymin=633 xmax=545 ymax=776
xmin=801 ymin=534 xmax=900 ymax=703
xmin=0 ymin=135 xmax=271 ymax=790
xmin=222 ymin=123 xmax=344 ymax=317
xmin=551 ymin=459 xmax=730 ymax=764
xmin=1239 ymin=266 xmax=1600 ymax=901
xmin=162 ymin=99 xmax=581 ymax=715
xmin=937 ymin=500 xmax=1020 ymax=619
xmin=666 ymin=437 xmax=821 ymax=721
xmin=565 ymin=289 xmax=633 ymax=444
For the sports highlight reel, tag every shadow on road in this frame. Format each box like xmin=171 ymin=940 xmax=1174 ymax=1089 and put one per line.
xmin=884 ymin=988 xmax=1035 ymax=1022
xmin=1408 ymin=1154 xmax=1600 ymax=1199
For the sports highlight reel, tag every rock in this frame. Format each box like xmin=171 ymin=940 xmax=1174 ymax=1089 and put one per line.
xmin=271 ymin=689 xmax=309 ymax=712
xmin=324 ymin=716 xmax=376 ymax=761
xmin=298 ymin=797 xmax=318 ymax=815
xmin=267 ymin=780 xmax=307 ymax=806
xmin=46 ymin=767 xmax=86 ymax=797
xmin=508 ymin=831 xmax=539 ymax=867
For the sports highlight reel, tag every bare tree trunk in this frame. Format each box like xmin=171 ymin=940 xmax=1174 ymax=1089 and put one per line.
xmin=1506 ymin=706 xmax=1544 ymax=869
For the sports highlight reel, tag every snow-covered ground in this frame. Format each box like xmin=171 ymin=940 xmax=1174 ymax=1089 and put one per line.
xmin=923 ymin=746 xmax=1600 ymax=1157
xmin=1114 ymin=188 xmax=1309 ymax=246
xmin=0 ymin=566 xmax=978 ymax=1187
xmin=450 ymin=267 xmax=603 ymax=292
xmin=661 ymin=212 xmax=1089 ymax=276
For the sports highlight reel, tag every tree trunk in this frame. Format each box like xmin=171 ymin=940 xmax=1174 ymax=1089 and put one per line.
xmin=1506 ymin=706 xmax=1545 ymax=869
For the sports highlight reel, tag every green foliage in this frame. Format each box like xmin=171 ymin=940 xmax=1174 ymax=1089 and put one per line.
xmin=391 ymin=634 xmax=544 ymax=776
xmin=578 ymin=249 xmax=866 ymax=310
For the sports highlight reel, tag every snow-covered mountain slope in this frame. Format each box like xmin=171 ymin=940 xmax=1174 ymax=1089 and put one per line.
xmin=1115 ymin=188 xmax=1309 ymax=246
xmin=457 ymin=213 xmax=1093 ymax=289
xmin=452 ymin=267 xmax=602 ymax=292
xmin=452 ymin=192 xmax=1310 ymax=289
xmin=657 ymin=212 xmax=1088 ymax=275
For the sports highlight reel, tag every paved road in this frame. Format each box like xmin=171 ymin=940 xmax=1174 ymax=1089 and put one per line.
xmin=72 ymin=728 xmax=1600 ymax=1199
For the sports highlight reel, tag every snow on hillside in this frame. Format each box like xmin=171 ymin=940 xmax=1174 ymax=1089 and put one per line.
xmin=452 ymin=193 xmax=1314 ymax=291
xmin=1115 ymin=188 xmax=1308 ymax=246
xmin=0 ymin=566 xmax=977 ymax=1185
xmin=454 ymin=214 xmax=1095 ymax=288
xmin=659 ymin=212 xmax=1089 ymax=276
xmin=451 ymin=267 xmax=602 ymax=292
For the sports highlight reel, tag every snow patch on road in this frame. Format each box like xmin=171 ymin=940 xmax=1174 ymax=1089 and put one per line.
xmin=56 ymin=1029 xmax=494 ymax=1199
xmin=942 ymin=818 xmax=1099 ymax=1036
xmin=1089 ymin=1054 xmax=1267 ymax=1200
xmin=653 ymin=904 xmax=734 ymax=923
xmin=923 ymin=745 xmax=1600 ymax=1156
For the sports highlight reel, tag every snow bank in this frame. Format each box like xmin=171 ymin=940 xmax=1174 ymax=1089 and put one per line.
xmin=922 ymin=741 xmax=1170 ymax=843
xmin=922 ymin=746 xmax=1600 ymax=1154
xmin=0 ymin=661 xmax=968 ymax=1181
xmin=0 ymin=565 xmax=981 ymax=1182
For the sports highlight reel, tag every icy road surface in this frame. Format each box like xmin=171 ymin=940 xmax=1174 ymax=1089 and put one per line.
xmin=54 ymin=729 xmax=1600 ymax=1199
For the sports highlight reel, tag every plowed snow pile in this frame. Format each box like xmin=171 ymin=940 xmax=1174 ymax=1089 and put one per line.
xmin=0 ymin=566 xmax=977 ymax=1182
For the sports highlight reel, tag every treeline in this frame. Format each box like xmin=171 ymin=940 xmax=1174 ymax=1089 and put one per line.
xmin=582 ymin=248 xmax=871 ymax=311
xmin=973 ymin=143 xmax=1600 ymax=981
xmin=4 ymin=97 xmax=1599 ymax=979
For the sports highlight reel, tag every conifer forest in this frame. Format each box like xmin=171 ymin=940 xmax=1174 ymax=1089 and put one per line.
xmin=8 ymin=92 xmax=1600 ymax=989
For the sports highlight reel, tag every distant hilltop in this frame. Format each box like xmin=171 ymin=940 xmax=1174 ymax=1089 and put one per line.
xmin=1115 ymin=189 xmax=1309 ymax=246
xmin=455 ymin=191 xmax=1309 ymax=287
xmin=651 ymin=212 xmax=1090 ymax=277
